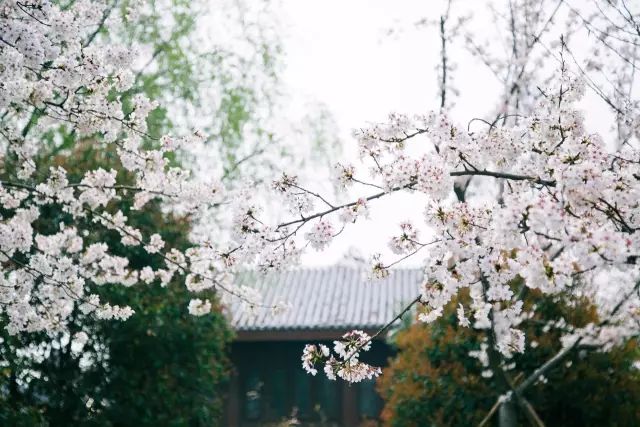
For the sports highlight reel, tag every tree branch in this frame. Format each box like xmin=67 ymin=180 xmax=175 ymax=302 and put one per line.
xmin=450 ymin=169 xmax=556 ymax=186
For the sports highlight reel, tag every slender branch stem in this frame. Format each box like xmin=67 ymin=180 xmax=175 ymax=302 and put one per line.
xmin=450 ymin=170 xmax=556 ymax=187
xmin=275 ymin=183 xmax=416 ymax=230
xmin=342 ymin=294 xmax=422 ymax=364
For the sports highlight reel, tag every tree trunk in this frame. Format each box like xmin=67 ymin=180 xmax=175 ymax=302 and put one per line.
xmin=499 ymin=398 xmax=518 ymax=427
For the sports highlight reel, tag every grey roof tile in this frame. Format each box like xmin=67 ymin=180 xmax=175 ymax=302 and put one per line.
xmin=229 ymin=266 xmax=423 ymax=332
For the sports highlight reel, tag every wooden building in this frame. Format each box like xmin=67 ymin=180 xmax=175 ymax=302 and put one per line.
xmin=224 ymin=267 xmax=421 ymax=426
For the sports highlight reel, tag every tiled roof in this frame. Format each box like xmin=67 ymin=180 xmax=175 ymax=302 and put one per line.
xmin=229 ymin=266 xmax=423 ymax=332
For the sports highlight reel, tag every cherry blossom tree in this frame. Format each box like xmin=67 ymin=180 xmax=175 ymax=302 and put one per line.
xmin=2 ymin=1 xmax=640 ymax=425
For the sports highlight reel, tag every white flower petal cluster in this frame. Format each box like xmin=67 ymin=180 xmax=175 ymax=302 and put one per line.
xmin=301 ymin=331 xmax=381 ymax=383
xmin=144 ymin=234 xmax=165 ymax=254
xmin=304 ymin=220 xmax=335 ymax=251
xmin=339 ymin=198 xmax=369 ymax=224
xmin=70 ymin=331 xmax=89 ymax=356
xmin=368 ymin=253 xmax=390 ymax=280
xmin=301 ymin=343 xmax=330 ymax=376
xmin=333 ymin=163 xmax=356 ymax=188
xmin=388 ymin=221 xmax=419 ymax=255
xmin=272 ymin=173 xmax=314 ymax=215
xmin=188 ymin=298 xmax=212 ymax=316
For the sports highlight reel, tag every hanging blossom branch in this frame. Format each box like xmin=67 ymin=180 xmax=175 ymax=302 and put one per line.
xmin=301 ymin=295 xmax=422 ymax=383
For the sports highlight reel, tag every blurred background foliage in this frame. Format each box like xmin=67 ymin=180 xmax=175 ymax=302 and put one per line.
xmin=377 ymin=289 xmax=640 ymax=427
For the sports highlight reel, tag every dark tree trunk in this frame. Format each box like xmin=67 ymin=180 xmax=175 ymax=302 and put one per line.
xmin=499 ymin=397 xmax=518 ymax=427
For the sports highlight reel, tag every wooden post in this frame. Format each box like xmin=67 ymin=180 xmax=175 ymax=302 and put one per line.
xmin=342 ymin=382 xmax=358 ymax=426
xmin=226 ymin=369 xmax=240 ymax=427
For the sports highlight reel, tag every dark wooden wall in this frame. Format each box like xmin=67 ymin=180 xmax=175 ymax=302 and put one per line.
xmin=224 ymin=338 xmax=391 ymax=426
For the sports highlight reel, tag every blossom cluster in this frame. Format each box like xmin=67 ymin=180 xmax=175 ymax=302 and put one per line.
xmin=304 ymin=220 xmax=335 ymax=251
xmin=302 ymin=330 xmax=381 ymax=383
